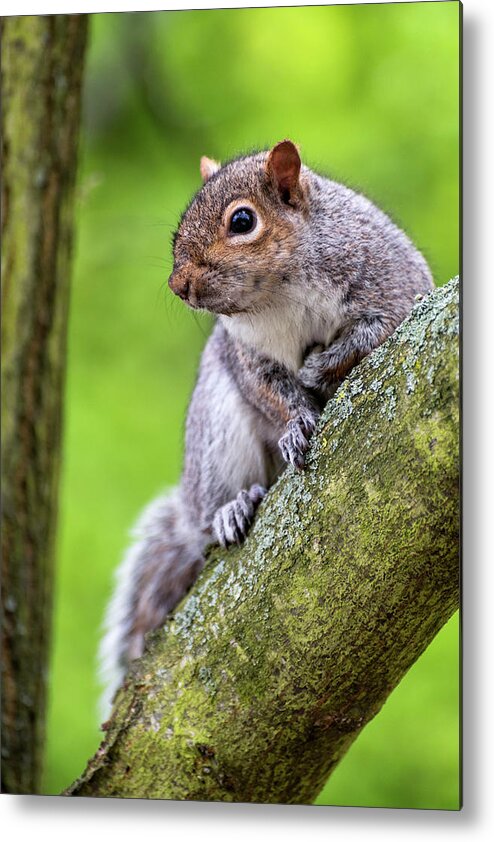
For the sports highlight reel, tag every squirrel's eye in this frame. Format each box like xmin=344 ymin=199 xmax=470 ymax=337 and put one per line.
xmin=229 ymin=207 xmax=256 ymax=235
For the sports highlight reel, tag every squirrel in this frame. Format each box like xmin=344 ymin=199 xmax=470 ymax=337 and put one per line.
xmin=99 ymin=140 xmax=433 ymax=714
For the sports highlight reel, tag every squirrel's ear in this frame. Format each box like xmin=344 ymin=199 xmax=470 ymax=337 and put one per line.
xmin=266 ymin=140 xmax=301 ymax=203
xmin=200 ymin=156 xmax=221 ymax=182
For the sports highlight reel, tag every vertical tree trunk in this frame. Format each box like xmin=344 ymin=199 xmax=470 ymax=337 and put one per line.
xmin=1 ymin=14 xmax=88 ymax=794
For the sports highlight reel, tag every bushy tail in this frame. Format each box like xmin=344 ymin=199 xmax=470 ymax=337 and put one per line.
xmin=98 ymin=487 xmax=206 ymax=720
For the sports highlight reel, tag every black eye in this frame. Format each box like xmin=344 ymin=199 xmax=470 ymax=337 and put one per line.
xmin=229 ymin=207 xmax=256 ymax=235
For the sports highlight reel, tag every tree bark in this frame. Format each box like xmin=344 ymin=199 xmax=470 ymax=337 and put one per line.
xmin=1 ymin=14 xmax=88 ymax=794
xmin=67 ymin=278 xmax=460 ymax=803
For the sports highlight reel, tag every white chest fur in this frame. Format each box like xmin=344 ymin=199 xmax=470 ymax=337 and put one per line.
xmin=222 ymin=284 xmax=344 ymax=372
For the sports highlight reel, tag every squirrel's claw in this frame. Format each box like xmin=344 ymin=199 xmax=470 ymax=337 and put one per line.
xmin=278 ymin=413 xmax=318 ymax=470
xmin=213 ymin=485 xmax=267 ymax=548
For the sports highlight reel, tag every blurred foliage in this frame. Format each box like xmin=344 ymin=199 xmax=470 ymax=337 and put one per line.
xmin=42 ymin=3 xmax=460 ymax=807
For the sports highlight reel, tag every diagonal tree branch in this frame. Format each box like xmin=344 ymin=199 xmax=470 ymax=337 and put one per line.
xmin=67 ymin=278 xmax=460 ymax=802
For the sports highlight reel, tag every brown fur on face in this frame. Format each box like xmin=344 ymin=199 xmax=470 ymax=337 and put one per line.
xmin=169 ymin=142 xmax=310 ymax=315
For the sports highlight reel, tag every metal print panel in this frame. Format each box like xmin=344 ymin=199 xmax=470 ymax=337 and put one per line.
xmin=1 ymin=1 xmax=461 ymax=809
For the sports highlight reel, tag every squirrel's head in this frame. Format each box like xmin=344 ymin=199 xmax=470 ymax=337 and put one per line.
xmin=169 ymin=140 xmax=309 ymax=316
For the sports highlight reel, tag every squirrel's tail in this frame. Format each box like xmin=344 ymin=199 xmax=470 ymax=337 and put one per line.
xmin=98 ymin=487 xmax=206 ymax=719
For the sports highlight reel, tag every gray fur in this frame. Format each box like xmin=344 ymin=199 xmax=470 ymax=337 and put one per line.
xmin=99 ymin=142 xmax=433 ymax=715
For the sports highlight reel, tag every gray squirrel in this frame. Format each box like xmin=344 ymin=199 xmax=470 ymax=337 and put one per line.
xmin=99 ymin=140 xmax=433 ymax=713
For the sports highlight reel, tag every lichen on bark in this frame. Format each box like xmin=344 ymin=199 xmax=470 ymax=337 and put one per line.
xmin=67 ymin=278 xmax=460 ymax=803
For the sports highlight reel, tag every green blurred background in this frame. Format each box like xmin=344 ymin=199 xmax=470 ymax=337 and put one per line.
xmin=42 ymin=2 xmax=460 ymax=807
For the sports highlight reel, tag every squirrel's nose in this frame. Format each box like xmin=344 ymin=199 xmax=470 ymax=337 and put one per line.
xmin=169 ymin=271 xmax=190 ymax=301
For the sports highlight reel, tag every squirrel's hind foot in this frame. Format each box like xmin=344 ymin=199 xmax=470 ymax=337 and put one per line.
xmin=213 ymin=484 xmax=267 ymax=548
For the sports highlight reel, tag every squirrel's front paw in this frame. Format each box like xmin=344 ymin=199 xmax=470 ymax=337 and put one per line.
xmin=213 ymin=484 xmax=267 ymax=548
xmin=278 ymin=411 xmax=318 ymax=470
xmin=299 ymin=349 xmax=343 ymax=402
xmin=298 ymin=347 xmax=334 ymax=392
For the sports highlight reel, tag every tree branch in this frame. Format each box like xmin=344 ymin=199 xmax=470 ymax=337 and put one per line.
xmin=67 ymin=278 xmax=459 ymax=802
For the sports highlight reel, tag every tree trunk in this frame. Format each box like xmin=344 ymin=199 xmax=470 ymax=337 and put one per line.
xmin=67 ymin=278 xmax=460 ymax=803
xmin=1 ymin=14 xmax=88 ymax=794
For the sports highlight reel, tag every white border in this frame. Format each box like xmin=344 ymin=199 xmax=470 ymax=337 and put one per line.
xmin=0 ymin=0 xmax=470 ymax=18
